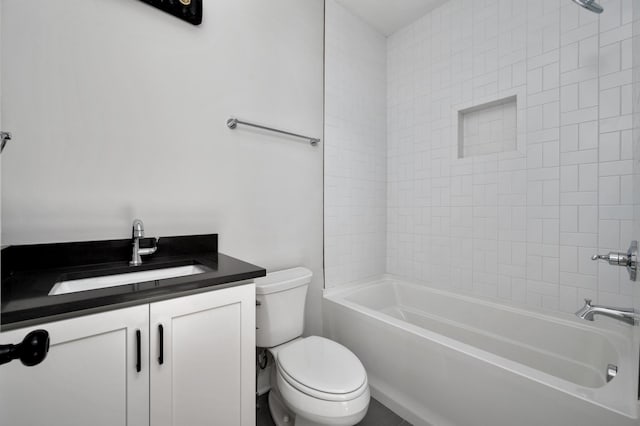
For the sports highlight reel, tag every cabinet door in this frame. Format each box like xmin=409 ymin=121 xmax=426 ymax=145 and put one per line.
xmin=150 ymin=284 xmax=255 ymax=426
xmin=0 ymin=305 xmax=149 ymax=426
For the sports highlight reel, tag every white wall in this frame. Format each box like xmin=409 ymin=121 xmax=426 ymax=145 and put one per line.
xmin=324 ymin=0 xmax=387 ymax=287
xmin=387 ymin=0 xmax=636 ymax=313
xmin=1 ymin=0 xmax=325 ymax=335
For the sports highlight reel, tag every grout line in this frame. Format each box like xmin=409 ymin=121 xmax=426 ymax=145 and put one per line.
xmin=596 ymin=6 xmax=602 ymax=298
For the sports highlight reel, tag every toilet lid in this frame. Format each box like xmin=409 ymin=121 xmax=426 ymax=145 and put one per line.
xmin=276 ymin=336 xmax=366 ymax=395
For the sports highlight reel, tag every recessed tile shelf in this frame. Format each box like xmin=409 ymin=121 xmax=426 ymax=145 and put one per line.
xmin=458 ymin=95 xmax=517 ymax=158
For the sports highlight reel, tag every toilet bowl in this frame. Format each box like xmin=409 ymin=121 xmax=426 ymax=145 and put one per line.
xmin=255 ymin=268 xmax=370 ymax=426
xmin=268 ymin=336 xmax=370 ymax=426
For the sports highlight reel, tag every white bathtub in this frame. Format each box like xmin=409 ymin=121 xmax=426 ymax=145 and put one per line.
xmin=323 ymin=277 xmax=640 ymax=426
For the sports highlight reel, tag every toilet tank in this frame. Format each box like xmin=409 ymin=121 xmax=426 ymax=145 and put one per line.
xmin=255 ymin=267 xmax=312 ymax=348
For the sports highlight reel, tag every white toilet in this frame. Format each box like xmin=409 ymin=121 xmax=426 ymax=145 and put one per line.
xmin=255 ymin=267 xmax=370 ymax=426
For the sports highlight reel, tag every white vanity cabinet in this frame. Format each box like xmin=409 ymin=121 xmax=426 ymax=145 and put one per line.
xmin=0 ymin=283 xmax=255 ymax=426
xmin=0 ymin=305 xmax=150 ymax=426
xmin=150 ymin=283 xmax=256 ymax=426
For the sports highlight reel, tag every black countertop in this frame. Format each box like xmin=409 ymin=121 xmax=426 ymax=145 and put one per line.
xmin=1 ymin=234 xmax=266 ymax=330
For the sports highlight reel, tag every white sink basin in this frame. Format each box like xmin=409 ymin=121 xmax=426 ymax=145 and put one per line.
xmin=48 ymin=264 xmax=211 ymax=296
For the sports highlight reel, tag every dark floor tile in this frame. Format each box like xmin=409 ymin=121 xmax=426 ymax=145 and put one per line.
xmin=256 ymin=393 xmax=275 ymax=426
xmin=357 ymin=397 xmax=405 ymax=426
xmin=256 ymin=392 xmax=409 ymax=426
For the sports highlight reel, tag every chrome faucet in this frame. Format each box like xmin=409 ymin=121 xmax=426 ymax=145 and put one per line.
xmin=129 ymin=219 xmax=158 ymax=266
xmin=575 ymin=299 xmax=639 ymax=326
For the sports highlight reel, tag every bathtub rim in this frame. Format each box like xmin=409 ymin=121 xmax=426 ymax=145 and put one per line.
xmin=324 ymin=273 xmax=632 ymax=340
xmin=323 ymin=274 xmax=640 ymax=419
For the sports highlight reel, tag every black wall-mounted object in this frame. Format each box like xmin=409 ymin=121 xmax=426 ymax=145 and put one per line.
xmin=0 ymin=330 xmax=50 ymax=367
xmin=140 ymin=0 xmax=202 ymax=25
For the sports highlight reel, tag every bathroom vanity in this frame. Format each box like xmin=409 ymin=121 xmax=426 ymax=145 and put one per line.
xmin=0 ymin=234 xmax=265 ymax=426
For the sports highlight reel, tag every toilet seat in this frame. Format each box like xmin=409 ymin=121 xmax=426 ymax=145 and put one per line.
xmin=277 ymin=361 xmax=369 ymax=402
xmin=275 ymin=336 xmax=368 ymax=402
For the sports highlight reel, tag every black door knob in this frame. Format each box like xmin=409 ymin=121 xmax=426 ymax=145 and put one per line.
xmin=0 ymin=329 xmax=50 ymax=367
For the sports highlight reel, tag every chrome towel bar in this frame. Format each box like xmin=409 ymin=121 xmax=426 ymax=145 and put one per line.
xmin=226 ymin=117 xmax=320 ymax=146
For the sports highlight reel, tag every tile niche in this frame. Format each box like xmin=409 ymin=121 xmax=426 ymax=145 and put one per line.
xmin=458 ymin=95 xmax=517 ymax=158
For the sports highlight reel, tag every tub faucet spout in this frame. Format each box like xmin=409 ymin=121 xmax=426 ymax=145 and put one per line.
xmin=575 ymin=299 xmax=638 ymax=326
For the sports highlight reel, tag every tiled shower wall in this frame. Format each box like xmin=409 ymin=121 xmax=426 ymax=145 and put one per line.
xmin=386 ymin=0 xmax=636 ymax=312
xmin=324 ymin=0 xmax=387 ymax=288
xmin=633 ymin=2 xmax=640 ymax=311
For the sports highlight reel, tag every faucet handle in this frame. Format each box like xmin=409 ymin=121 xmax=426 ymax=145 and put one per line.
xmin=591 ymin=242 xmax=638 ymax=281
xmin=132 ymin=219 xmax=145 ymax=238
xmin=583 ymin=298 xmax=592 ymax=306
xmin=592 ymin=251 xmax=631 ymax=266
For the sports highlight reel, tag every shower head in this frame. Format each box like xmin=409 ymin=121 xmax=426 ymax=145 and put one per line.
xmin=572 ymin=0 xmax=604 ymax=14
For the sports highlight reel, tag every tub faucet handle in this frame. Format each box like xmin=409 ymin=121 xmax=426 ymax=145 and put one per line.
xmin=592 ymin=252 xmax=629 ymax=265
xmin=591 ymin=254 xmax=610 ymax=261
xmin=591 ymin=241 xmax=638 ymax=281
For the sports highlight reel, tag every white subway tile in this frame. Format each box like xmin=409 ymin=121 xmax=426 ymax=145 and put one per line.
xmin=578 ymin=163 xmax=598 ymax=192
xmin=600 ymin=86 xmax=621 ymax=118
xmin=560 ymin=84 xmax=579 ymax=112
xmin=560 ymin=206 xmax=578 ymax=233
xmin=561 ymin=149 xmax=598 ymax=165
xmin=578 ymin=121 xmax=598 ymax=150
xmin=560 ymin=165 xmax=579 ymax=192
xmin=560 ymin=125 xmax=579 ymax=152
xmin=599 ymin=42 xmax=621 ymax=76
xmin=578 ymin=79 xmax=598 ymax=109
xmin=599 ymin=132 xmax=621 ymax=162
xmin=559 ymin=285 xmax=579 ymax=313
xmin=599 ymin=23 xmax=632 ymax=46
xmin=527 ymin=68 xmax=544 ymax=94
xmin=560 ymin=43 xmax=579 ymax=73
xmin=599 ymin=219 xmax=621 ymax=248
xmin=578 ymin=205 xmax=598 ymax=233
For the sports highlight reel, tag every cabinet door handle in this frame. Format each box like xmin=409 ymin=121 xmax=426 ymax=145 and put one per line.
xmin=135 ymin=330 xmax=141 ymax=373
xmin=158 ymin=324 xmax=164 ymax=365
